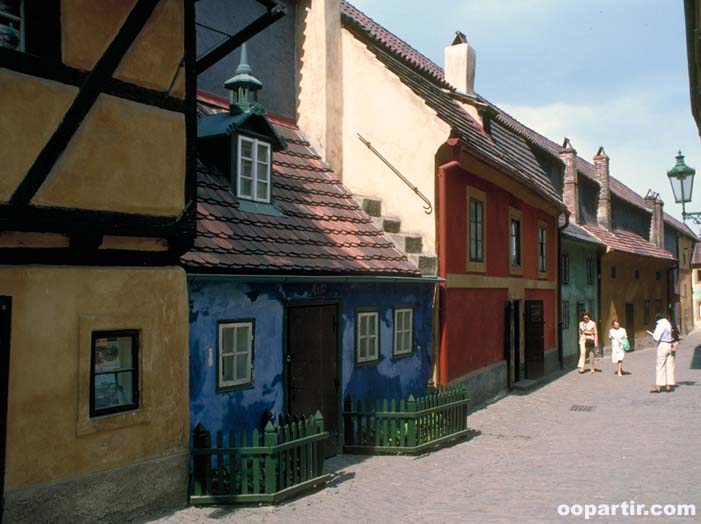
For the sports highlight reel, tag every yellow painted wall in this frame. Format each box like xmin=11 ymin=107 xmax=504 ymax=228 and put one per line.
xmin=341 ymin=29 xmax=450 ymax=255
xmin=0 ymin=266 xmax=189 ymax=491
xmin=32 ymin=94 xmax=185 ymax=215
xmin=0 ymin=70 xmax=77 ymax=203
xmin=61 ymin=0 xmax=185 ymax=98
xmin=600 ymin=253 xmax=672 ymax=347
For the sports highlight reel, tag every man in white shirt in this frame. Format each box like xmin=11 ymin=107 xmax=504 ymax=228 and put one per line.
xmin=650 ymin=313 xmax=675 ymax=392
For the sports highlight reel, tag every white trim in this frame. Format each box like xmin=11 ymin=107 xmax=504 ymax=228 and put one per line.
xmin=236 ymin=135 xmax=271 ymax=203
xmin=218 ymin=321 xmax=253 ymax=387
xmin=357 ymin=311 xmax=379 ymax=363
xmin=393 ymin=308 xmax=413 ymax=356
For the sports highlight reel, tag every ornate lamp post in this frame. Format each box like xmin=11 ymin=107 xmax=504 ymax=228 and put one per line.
xmin=667 ymin=151 xmax=700 ymax=223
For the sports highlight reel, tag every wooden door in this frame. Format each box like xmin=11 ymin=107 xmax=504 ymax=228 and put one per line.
xmin=513 ymin=300 xmax=521 ymax=382
xmin=286 ymin=304 xmax=339 ymax=457
xmin=0 ymin=296 xmax=12 ymax=523
xmin=625 ymin=303 xmax=635 ymax=351
xmin=525 ymin=300 xmax=545 ymax=379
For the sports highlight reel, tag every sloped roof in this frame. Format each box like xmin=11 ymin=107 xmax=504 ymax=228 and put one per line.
xmin=184 ymin=94 xmax=420 ymax=276
xmin=560 ymin=219 xmax=606 ymax=247
xmin=582 ymin=224 xmax=675 ymax=261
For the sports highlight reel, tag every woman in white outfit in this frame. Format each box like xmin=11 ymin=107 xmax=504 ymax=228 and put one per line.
xmin=649 ymin=313 xmax=675 ymax=393
xmin=608 ymin=320 xmax=627 ymax=376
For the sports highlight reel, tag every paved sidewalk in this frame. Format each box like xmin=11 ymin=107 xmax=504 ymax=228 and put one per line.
xmin=137 ymin=332 xmax=701 ymax=524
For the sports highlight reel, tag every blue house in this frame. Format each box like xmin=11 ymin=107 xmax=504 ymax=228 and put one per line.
xmin=183 ymin=52 xmax=437 ymax=455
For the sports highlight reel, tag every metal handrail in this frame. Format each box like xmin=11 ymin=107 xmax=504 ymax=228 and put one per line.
xmin=357 ymin=133 xmax=433 ymax=214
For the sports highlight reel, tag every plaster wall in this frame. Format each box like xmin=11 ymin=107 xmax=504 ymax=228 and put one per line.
xmin=31 ymin=94 xmax=186 ymax=216
xmin=599 ymin=254 xmax=672 ymax=348
xmin=561 ymin=238 xmax=600 ymax=364
xmin=0 ymin=266 xmax=189 ymax=491
xmin=61 ymin=0 xmax=185 ymax=97
xmin=341 ymin=30 xmax=451 ymax=255
xmin=693 ymin=268 xmax=701 ymax=328
xmin=188 ymin=278 xmax=434 ymax=435
xmin=675 ymin=234 xmax=694 ymax=335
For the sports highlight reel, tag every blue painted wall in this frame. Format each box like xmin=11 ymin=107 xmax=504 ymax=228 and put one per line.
xmin=188 ymin=278 xmax=434 ymax=434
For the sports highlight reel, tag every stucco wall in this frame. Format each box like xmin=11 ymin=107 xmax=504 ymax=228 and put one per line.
xmin=341 ymin=29 xmax=450 ymax=255
xmin=0 ymin=266 xmax=189 ymax=492
xmin=600 ymin=254 xmax=672 ymax=348
xmin=561 ymin=238 xmax=600 ymax=363
xmin=188 ymin=278 xmax=434 ymax=435
xmin=676 ymin=234 xmax=694 ymax=335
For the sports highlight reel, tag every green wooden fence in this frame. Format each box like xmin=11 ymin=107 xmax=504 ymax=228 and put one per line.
xmin=343 ymin=385 xmax=469 ymax=454
xmin=190 ymin=411 xmax=331 ymax=505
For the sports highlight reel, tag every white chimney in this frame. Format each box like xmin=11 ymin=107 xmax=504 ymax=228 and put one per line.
xmin=444 ymin=32 xmax=476 ymax=96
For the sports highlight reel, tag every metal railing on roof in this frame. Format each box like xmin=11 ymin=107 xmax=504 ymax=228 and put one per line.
xmin=357 ymin=134 xmax=433 ymax=214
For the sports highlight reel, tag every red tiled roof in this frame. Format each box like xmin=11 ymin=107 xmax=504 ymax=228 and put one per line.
xmin=582 ymin=224 xmax=675 ymax=261
xmin=183 ymin=95 xmax=420 ymax=276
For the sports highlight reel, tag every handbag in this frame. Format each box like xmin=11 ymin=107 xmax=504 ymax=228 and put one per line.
xmin=584 ymin=338 xmax=595 ymax=349
xmin=622 ymin=337 xmax=631 ymax=352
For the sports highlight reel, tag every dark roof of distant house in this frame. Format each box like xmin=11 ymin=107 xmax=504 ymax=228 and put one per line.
xmin=560 ymin=219 xmax=606 ymax=247
xmin=693 ymin=240 xmax=701 ymax=266
xmin=341 ymin=3 xmax=564 ymax=211
xmin=340 ymin=1 xmax=695 ymax=242
xmin=582 ymin=224 xmax=675 ymax=261
xmin=183 ymin=92 xmax=420 ymax=276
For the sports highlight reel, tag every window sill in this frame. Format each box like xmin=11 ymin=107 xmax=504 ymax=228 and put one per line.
xmin=391 ymin=351 xmax=414 ymax=361
xmin=355 ymin=357 xmax=381 ymax=367
xmin=216 ymin=382 xmax=255 ymax=394
xmin=78 ymin=407 xmax=151 ymax=437
xmin=237 ymin=199 xmax=283 ymax=217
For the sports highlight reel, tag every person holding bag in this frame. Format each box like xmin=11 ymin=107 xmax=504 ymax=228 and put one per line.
xmin=647 ymin=313 xmax=675 ymax=393
xmin=578 ymin=312 xmax=598 ymax=374
xmin=608 ymin=319 xmax=627 ymax=376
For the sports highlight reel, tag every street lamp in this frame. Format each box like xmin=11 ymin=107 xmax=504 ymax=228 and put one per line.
xmin=667 ymin=151 xmax=700 ymax=223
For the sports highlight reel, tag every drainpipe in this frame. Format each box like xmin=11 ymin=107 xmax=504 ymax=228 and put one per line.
xmin=436 ymin=156 xmax=461 ymax=386
xmin=557 ymin=211 xmax=570 ymax=369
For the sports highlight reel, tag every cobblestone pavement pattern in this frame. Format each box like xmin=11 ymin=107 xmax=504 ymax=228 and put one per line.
xmin=136 ymin=332 xmax=701 ymax=524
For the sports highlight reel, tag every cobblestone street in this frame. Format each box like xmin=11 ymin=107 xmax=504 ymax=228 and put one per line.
xmin=138 ymin=332 xmax=701 ymax=524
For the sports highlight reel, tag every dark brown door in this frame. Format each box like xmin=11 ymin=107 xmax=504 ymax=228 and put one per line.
xmin=286 ymin=304 xmax=339 ymax=457
xmin=0 ymin=296 xmax=12 ymax=523
xmin=513 ymin=300 xmax=521 ymax=382
xmin=525 ymin=300 xmax=545 ymax=379
xmin=625 ymin=303 xmax=635 ymax=351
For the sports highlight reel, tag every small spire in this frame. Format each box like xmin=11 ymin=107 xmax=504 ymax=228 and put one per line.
xmin=452 ymin=31 xmax=468 ymax=45
xmin=224 ymin=43 xmax=263 ymax=114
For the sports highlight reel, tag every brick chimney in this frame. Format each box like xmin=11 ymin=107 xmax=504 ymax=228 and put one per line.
xmin=593 ymin=147 xmax=611 ymax=230
xmin=444 ymin=31 xmax=476 ymax=96
xmin=559 ymin=138 xmax=579 ymax=224
xmin=644 ymin=190 xmax=665 ymax=249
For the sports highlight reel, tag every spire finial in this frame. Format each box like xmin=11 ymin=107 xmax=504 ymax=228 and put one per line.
xmin=224 ymin=42 xmax=263 ymax=114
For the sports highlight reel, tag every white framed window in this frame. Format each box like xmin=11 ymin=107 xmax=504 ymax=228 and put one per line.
xmin=218 ymin=320 xmax=253 ymax=389
xmin=356 ymin=310 xmax=379 ymax=364
xmin=237 ymin=135 xmax=271 ymax=203
xmin=393 ymin=307 xmax=413 ymax=356
xmin=0 ymin=1 xmax=23 ymax=51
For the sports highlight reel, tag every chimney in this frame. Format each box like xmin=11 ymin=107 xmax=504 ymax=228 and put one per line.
xmin=444 ymin=31 xmax=476 ymax=96
xmin=644 ymin=190 xmax=665 ymax=249
xmin=559 ymin=138 xmax=579 ymax=224
xmin=593 ymin=146 xmax=611 ymax=230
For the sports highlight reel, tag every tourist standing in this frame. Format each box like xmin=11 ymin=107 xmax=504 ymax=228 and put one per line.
xmin=578 ymin=312 xmax=598 ymax=374
xmin=648 ymin=313 xmax=675 ymax=393
xmin=609 ymin=320 xmax=627 ymax=376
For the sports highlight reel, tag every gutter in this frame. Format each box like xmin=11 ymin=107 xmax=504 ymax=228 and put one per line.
xmin=187 ymin=273 xmax=444 ymax=284
xmin=557 ymin=211 xmax=570 ymax=370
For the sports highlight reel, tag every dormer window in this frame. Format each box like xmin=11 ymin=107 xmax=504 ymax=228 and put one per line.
xmin=237 ymin=135 xmax=271 ymax=203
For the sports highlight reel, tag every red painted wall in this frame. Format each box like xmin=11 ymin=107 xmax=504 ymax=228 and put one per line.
xmin=440 ymin=288 xmax=507 ymax=383
xmin=439 ymin=160 xmax=559 ymax=383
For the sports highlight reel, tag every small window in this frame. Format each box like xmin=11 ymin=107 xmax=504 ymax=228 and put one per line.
xmin=657 ymin=271 xmax=662 ymax=281
xmin=218 ymin=321 xmax=253 ymax=389
xmin=356 ymin=310 xmax=379 ymax=364
xmin=537 ymin=223 xmax=547 ymax=274
xmin=90 ymin=330 xmax=139 ymax=417
xmin=586 ymin=258 xmax=594 ymax=286
xmin=654 ymin=299 xmax=662 ymax=316
xmin=562 ymin=301 xmax=570 ymax=330
xmin=576 ymin=302 xmax=585 ymax=322
xmin=635 ymin=269 xmax=639 ymax=280
xmin=393 ymin=307 xmax=413 ymax=356
xmin=0 ymin=1 xmax=61 ymax=59
xmin=643 ymin=300 xmax=650 ymax=325
xmin=611 ymin=266 xmax=616 ymax=279
xmin=237 ymin=135 xmax=271 ymax=203
xmin=509 ymin=208 xmax=522 ymax=273
xmin=561 ymin=254 xmax=570 ymax=284
xmin=469 ymin=198 xmax=484 ymax=262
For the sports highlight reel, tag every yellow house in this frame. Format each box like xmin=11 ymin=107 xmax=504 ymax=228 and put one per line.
xmin=0 ymin=1 xmax=195 ymax=522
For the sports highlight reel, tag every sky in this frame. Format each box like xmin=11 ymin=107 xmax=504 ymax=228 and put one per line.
xmin=351 ymin=0 xmax=701 ymax=225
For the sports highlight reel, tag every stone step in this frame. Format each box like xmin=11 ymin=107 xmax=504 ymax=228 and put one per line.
xmin=386 ymin=232 xmax=423 ymax=254
xmin=407 ymin=254 xmax=438 ymax=276
xmin=371 ymin=216 xmax=401 ymax=233
xmin=353 ymin=195 xmax=382 ymax=217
